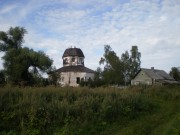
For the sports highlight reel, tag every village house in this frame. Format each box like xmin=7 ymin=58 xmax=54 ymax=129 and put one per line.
xmin=56 ymin=47 xmax=95 ymax=87
xmin=131 ymin=67 xmax=177 ymax=85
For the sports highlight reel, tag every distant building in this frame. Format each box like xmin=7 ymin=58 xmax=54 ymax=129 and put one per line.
xmin=56 ymin=47 xmax=95 ymax=87
xmin=131 ymin=67 xmax=177 ymax=85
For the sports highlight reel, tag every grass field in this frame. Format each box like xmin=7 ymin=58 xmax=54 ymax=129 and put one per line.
xmin=0 ymin=85 xmax=180 ymax=135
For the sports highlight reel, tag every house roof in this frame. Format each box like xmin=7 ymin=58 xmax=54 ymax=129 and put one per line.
xmin=141 ymin=68 xmax=174 ymax=80
xmin=62 ymin=47 xmax=84 ymax=58
xmin=57 ymin=65 xmax=95 ymax=73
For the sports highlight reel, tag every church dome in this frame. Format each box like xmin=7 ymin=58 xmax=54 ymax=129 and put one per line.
xmin=62 ymin=47 xmax=85 ymax=66
xmin=62 ymin=47 xmax=84 ymax=58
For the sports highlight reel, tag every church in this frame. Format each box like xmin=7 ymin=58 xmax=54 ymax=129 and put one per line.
xmin=56 ymin=47 xmax=95 ymax=87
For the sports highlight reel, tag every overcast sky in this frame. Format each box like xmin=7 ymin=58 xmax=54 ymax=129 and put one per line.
xmin=0 ymin=0 xmax=180 ymax=72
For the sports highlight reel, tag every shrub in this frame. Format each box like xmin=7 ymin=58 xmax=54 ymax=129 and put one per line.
xmin=0 ymin=86 xmax=179 ymax=135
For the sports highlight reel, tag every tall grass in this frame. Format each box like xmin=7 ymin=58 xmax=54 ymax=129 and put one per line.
xmin=0 ymin=86 xmax=179 ymax=135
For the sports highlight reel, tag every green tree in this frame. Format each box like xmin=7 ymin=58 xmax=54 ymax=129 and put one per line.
xmin=121 ymin=51 xmax=131 ymax=85
xmin=48 ymin=66 xmax=61 ymax=87
xmin=100 ymin=45 xmax=124 ymax=85
xmin=129 ymin=46 xmax=141 ymax=78
xmin=169 ymin=67 xmax=180 ymax=81
xmin=94 ymin=67 xmax=103 ymax=81
xmin=0 ymin=27 xmax=26 ymax=51
xmin=0 ymin=27 xmax=53 ymax=85
xmin=121 ymin=46 xmax=141 ymax=84
xmin=91 ymin=67 xmax=105 ymax=87
xmin=100 ymin=45 xmax=141 ymax=86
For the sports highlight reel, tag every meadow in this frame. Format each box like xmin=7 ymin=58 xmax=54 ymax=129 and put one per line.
xmin=0 ymin=85 xmax=180 ymax=135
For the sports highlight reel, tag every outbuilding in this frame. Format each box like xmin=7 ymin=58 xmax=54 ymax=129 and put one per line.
xmin=131 ymin=67 xmax=177 ymax=85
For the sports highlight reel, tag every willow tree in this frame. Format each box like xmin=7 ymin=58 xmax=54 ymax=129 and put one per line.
xmin=0 ymin=27 xmax=53 ymax=85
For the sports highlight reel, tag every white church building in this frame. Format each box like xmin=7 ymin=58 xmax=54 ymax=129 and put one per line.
xmin=56 ymin=47 xmax=95 ymax=87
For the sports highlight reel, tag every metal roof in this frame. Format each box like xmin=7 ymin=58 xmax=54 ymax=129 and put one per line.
xmin=57 ymin=65 xmax=95 ymax=73
xmin=62 ymin=47 xmax=84 ymax=58
xmin=141 ymin=68 xmax=174 ymax=80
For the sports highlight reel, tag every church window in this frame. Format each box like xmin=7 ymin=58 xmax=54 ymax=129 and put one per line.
xmin=63 ymin=58 xmax=68 ymax=64
xmin=71 ymin=57 xmax=75 ymax=62
xmin=79 ymin=58 xmax=84 ymax=64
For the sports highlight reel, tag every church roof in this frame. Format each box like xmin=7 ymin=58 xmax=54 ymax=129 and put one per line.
xmin=57 ymin=65 xmax=95 ymax=73
xmin=62 ymin=47 xmax=84 ymax=58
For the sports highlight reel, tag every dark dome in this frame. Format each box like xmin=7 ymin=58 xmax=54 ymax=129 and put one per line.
xmin=62 ymin=47 xmax=84 ymax=58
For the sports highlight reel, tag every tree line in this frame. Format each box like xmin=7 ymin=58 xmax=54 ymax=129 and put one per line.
xmin=87 ymin=46 xmax=180 ymax=87
xmin=83 ymin=45 xmax=141 ymax=87
xmin=0 ymin=26 xmax=179 ymax=87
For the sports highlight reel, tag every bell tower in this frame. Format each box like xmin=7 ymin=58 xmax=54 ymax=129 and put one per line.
xmin=62 ymin=47 xmax=85 ymax=67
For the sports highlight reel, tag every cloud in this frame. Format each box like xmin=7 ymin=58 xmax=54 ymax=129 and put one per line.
xmin=0 ymin=0 xmax=180 ymax=72
xmin=0 ymin=4 xmax=17 ymax=14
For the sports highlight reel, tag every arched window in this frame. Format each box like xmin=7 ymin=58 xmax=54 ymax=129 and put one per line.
xmin=71 ymin=57 xmax=75 ymax=62
xmin=79 ymin=58 xmax=84 ymax=64
xmin=63 ymin=58 xmax=68 ymax=64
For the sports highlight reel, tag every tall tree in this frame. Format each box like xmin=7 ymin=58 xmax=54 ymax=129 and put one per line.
xmin=100 ymin=45 xmax=124 ymax=85
xmin=129 ymin=46 xmax=141 ymax=78
xmin=121 ymin=46 xmax=141 ymax=84
xmin=121 ymin=51 xmax=131 ymax=85
xmin=99 ymin=45 xmax=141 ymax=86
xmin=0 ymin=27 xmax=53 ymax=85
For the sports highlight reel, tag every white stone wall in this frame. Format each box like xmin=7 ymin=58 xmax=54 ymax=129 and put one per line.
xmin=59 ymin=72 xmax=94 ymax=87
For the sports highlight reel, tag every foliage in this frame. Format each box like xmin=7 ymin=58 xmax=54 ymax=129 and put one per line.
xmin=0 ymin=86 xmax=179 ymax=135
xmin=0 ymin=27 xmax=26 ymax=51
xmin=121 ymin=46 xmax=141 ymax=84
xmin=0 ymin=70 xmax=6 ymax=86
xmin=129 ymin=46 xmax=141 ymax=78
xmin=99 ymin=45 xmax=141 ymax=86
xmin=48 ymin=66 xmax=61 ymax=87
xmin=99 ymin=45 xmax=123 ymax=85
xmin=0 ymin=27 xmax=53 ymax=85
xmin=80 ymin=67 xmax=105 ymax=88
xmin=169 ymin=67 xmax=180 ymax=81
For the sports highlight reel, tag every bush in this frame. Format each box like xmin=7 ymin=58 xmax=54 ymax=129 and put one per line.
xmin=0 ymin=86 xmax=179 ymax=135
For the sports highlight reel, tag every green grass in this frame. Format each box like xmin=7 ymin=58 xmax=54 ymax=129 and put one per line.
xmin=111 ymin=101 xmax=180 ymax=135
xmin=0 ymin=85 xmax=179 ymax=135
